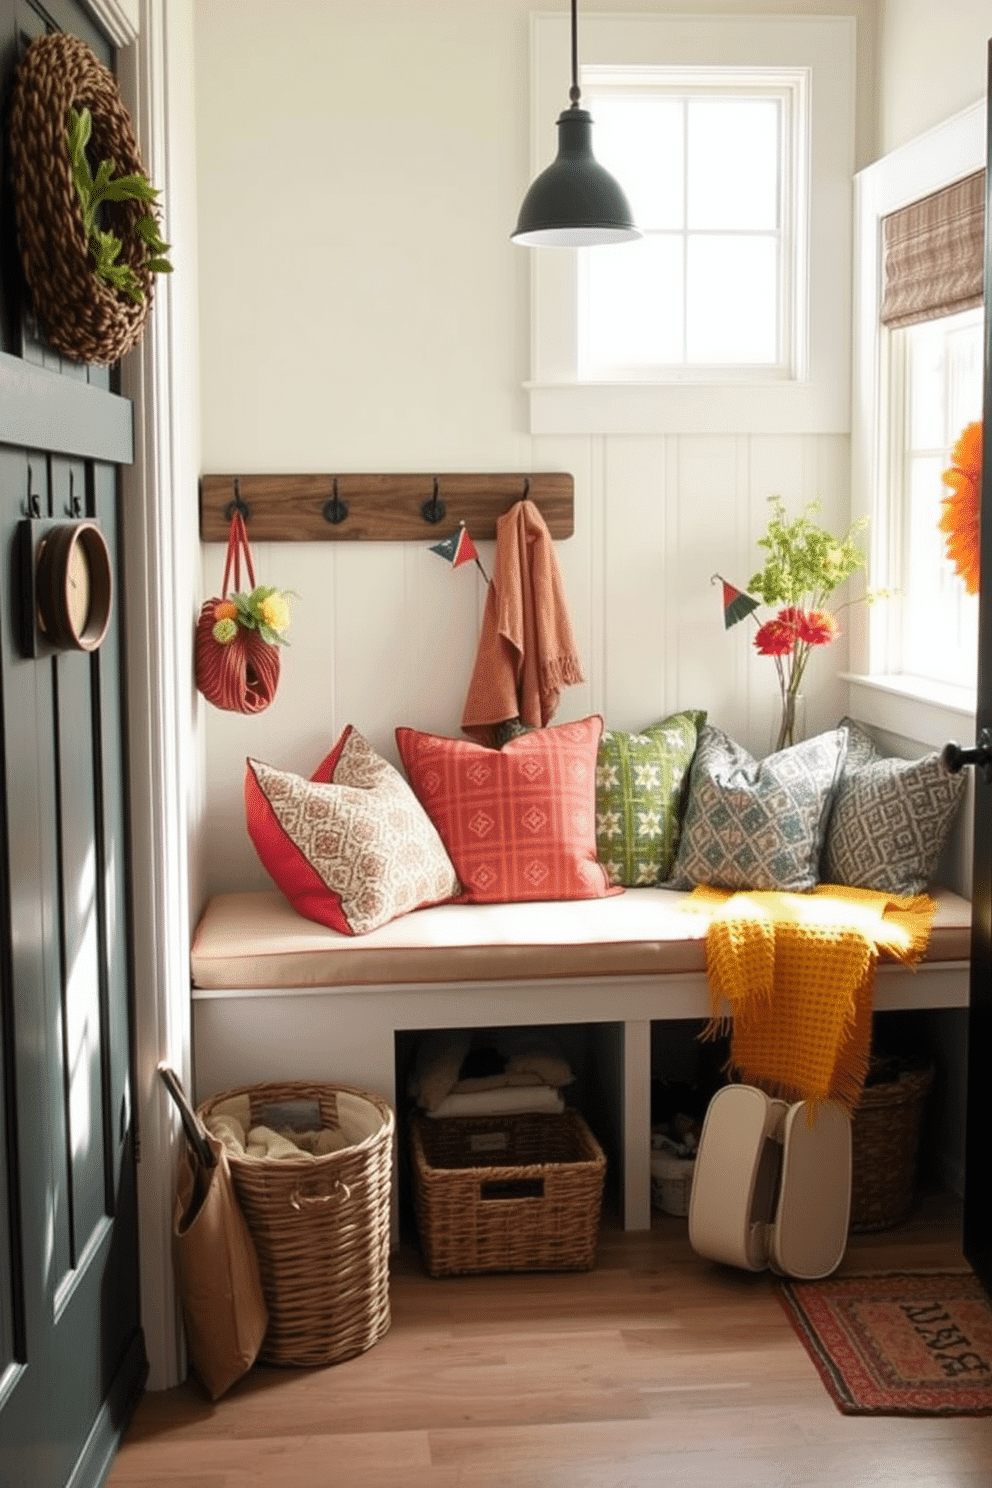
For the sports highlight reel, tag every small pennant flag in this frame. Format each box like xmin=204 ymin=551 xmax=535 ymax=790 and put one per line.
xmin=430 ymin=523 xmax=490 ymax=582
xmin=712 ymin=574 xmax=760 ymax=629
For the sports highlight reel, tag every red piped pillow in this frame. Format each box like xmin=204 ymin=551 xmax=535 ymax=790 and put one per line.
xmin=395 ymin=716 xmax=618 ymax=904
xmin=245 ymin=726 xmax=460 ymax=934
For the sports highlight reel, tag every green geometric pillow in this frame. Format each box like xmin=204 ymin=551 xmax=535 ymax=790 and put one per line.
xmin=595 ymin=711 xmax=707 ymax=886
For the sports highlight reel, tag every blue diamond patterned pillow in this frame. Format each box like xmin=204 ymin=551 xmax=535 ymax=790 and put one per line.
xmin=669 ymin=725 xmax=847 ymax=892
xmin=821 ymin=718 xmax=966 ymax=895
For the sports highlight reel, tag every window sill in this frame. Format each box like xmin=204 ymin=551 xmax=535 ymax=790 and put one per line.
xmin=526 ymin=378 xmax=851 ymax=436
xmin=843 ymin=672 xmax=976 ymax=750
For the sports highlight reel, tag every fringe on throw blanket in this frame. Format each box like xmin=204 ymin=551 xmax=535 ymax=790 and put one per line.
xmin=690 ymin=884 xmax=936 ymax=1114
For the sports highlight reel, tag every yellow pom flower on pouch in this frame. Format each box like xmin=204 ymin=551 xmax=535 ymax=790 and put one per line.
xmin=227 ymin=584 xmax=296 ymax=647
xmin=259 ymin=592 xmax=292 ymax=635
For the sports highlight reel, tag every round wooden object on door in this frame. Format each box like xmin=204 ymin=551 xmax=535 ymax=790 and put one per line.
xmin=35 ymin=520 xmax=113 ymax=652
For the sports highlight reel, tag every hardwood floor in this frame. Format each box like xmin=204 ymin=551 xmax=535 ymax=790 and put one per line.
xmin=109 ymin=1190 xmax=990 ymax=1488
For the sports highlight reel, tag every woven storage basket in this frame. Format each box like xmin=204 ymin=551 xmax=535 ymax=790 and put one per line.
xmin=410 ymin=1109 xmax=606 ymax=1276
xmin=650 ymin=1153 xmax=695 ymax=1216
xmin=849 ymin=1060 xmax=934 ymax=1233
xmin=197 ymin=1081 xmax=394 ymax=1366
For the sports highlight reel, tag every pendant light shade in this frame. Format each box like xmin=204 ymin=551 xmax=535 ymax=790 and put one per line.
xmin=512 ymin=0 xmax=640 ymax=247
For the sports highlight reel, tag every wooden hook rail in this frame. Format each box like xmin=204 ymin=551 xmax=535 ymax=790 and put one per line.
xmin=199 ymin=472 xmax=574 ymax=542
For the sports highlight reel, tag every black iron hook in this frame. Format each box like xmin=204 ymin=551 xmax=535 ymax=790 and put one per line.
xmin=27 ymin=463 xmax=40 ymax=518
xmin=323 ymin=477 xmax=349 ymax=526
xmin=68 ymin=469 xmax=82 ymax=518
xmin=421 ymin=476 xmax=446 ymax=526
xmin=225 ymin=477 xmax=250 ymax=522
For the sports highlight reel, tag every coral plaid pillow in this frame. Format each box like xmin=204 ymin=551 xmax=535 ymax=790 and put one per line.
xmin=245 ymin=726 xmax=460 ymax=934
xmin=396 ymin=715 xmax=618 ymax=904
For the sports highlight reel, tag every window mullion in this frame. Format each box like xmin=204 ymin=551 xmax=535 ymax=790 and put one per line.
xmin=681 ymin=95 xmax=689 ymax=364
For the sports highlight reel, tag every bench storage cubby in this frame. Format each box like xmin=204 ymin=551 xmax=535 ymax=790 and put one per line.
xmin=190 ymin=885 xmax=972 ymax=1242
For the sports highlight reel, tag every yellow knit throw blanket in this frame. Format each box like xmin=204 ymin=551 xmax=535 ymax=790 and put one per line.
xmin=692 ymin=884 xmax=936 ymax=1112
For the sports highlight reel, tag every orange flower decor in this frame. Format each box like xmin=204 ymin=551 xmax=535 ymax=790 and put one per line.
xmin=939 ymin=420 xmax=982 ymax=595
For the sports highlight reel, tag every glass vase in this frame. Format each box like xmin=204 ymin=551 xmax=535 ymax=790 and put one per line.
xmin=773 ymin=692 xmax=806 ymax=753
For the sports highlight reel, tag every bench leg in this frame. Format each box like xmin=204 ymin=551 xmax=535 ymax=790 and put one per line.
xmin=622 ymin=1020 xmax=652 ymax=1230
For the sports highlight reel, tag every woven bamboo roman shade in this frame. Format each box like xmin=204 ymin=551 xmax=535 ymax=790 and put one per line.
xmin=880 ymin=169 xmax=985 ymax=329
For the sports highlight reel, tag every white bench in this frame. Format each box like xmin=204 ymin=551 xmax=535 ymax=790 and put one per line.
xmin=189 ymin=886 xmax=972 ymax=1237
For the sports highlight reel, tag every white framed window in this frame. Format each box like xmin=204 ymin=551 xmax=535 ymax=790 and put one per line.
xmin=887 ymin=308 xmax=981 ymax=690
xmin=578 ymin=72 xmax=805 ymax=382
xmin=523 ymin=14 xmax=855 ymax=435
xmin=850 ymin=102 xmax=985 ymax=726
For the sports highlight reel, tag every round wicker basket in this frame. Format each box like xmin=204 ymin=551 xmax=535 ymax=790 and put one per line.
xmin=198 ymin=1081 xmax=394 ymax=1367
xmin=849 ymin=1059 xmax=934 ymax=1233
xmin=8 ymin=32 xmax=154 ymax=365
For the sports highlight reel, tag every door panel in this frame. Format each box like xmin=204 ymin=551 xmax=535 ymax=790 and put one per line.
xmin=963 ymin=46 xmax=992 ymax=1299
xmin=0 ymin=1 xmax=147 ymax=1482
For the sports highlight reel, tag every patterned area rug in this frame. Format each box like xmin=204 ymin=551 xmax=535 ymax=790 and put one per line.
xmin=775 ymin=1271 xmax=992 ymax=1415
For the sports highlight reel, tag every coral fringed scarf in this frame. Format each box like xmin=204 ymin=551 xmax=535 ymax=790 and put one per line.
xmin=462 ymin=499 xmax=584 ymax=746
xmin=692 ymin=885 xmax=936 ymax=1112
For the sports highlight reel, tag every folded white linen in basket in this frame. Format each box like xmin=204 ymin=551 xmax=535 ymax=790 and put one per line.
xmin=410 ymin=1029 xmax=575 ymax=1112
xmin=203 ymin=1102 xmax=351 ymax=1160
xmin=425 ymin=1084 xmax=566 ymax=1119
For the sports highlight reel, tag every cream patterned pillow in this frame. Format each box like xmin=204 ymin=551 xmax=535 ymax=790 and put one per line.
xmin=245 ymin=727 xmax=460 ymax=933
xmin=669 ymin=725 xmax=847 ymax=892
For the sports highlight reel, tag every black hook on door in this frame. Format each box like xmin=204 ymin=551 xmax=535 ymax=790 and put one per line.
xmin=68 ymin=470 xmax=82 ymax=518
xmin=27 ymin=463 xmax=40 ymax=518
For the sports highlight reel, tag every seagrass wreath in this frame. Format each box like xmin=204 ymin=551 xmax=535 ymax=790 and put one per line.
xmin=7 ymin=32 xmax=169 ymax=365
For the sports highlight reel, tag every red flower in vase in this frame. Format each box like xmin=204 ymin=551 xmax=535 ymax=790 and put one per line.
xmin=754 ymin=615 xmax=797 ymax=656
xmin=796 ymin=609 xmax=840 ymax=647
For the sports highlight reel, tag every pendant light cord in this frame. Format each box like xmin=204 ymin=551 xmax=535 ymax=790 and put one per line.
xmin=569 ymin=0 xmax=581 ymax=105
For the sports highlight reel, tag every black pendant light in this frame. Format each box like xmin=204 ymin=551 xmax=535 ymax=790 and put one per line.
xmin=512 ymin=0 xmax=641 ymax=247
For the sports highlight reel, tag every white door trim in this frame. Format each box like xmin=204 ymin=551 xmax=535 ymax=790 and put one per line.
xmin=114 ymin=0 xmax=200 ymax=1390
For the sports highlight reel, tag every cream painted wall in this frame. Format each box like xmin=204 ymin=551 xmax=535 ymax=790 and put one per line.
xmin=192 ymin=0 xmax=876 ymax=899
xmin=878 ymin=0 xmax=988 ymax=156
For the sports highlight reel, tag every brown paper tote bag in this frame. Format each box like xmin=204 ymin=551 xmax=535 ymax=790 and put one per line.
xmin=161 ymin=1065 xmax=268 ymax=1398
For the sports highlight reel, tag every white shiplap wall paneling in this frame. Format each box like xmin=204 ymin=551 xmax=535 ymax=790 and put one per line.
xmin=600 ymin=435 xmax=670 ymax=734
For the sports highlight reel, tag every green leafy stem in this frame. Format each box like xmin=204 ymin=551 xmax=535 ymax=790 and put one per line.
xmin=66 ymin=105 xmax=172 ymax=304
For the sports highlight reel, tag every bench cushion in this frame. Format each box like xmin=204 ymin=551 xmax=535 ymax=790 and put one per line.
xmin=190 ymin=885 xmax=971 ymax=992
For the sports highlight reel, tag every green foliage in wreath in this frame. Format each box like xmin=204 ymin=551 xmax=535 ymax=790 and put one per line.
xmin=66 ymin=105 xmax=172 ymax=304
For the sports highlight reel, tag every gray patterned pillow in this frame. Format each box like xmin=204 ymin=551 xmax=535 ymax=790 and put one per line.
xmin=669 ymin=725 xmax=847 ymax=892
xmin=822 ymin=718 xmax=966 ymax=895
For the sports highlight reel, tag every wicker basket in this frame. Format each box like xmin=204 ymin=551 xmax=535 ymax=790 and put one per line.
xmin=198 ymin=1081 xmax=394 ymax=1366
xmin=849 ymin=1060 xmax=934 ymax=1233
xmin=650 ymin=1152 xmax=695 ymax=1216
xmin=409 ymin=1109 xmax=606 ymax=1276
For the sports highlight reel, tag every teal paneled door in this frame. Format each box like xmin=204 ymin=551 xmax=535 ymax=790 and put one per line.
xmin=0 ymin=2 xmax=147 ymax=1484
